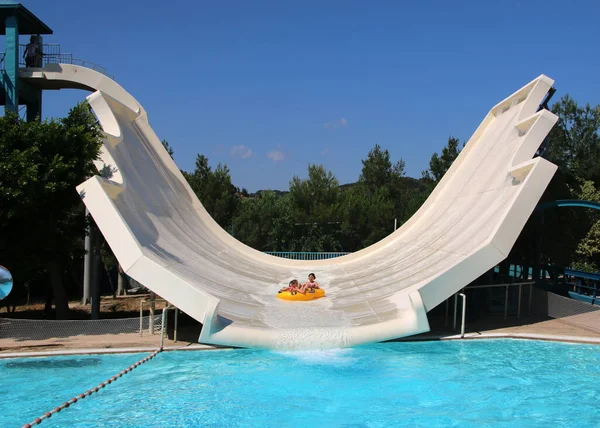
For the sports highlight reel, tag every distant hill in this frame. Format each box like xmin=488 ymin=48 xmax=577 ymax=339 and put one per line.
xmin=249 ymin=189 xmax=289 ymax=198
xmin=399 ymin=176 xmax=432 ymax=194
xmin=250 ymin=176 xmax=431 ymax=198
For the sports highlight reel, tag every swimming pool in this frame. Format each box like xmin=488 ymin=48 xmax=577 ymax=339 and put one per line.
xmin=2 ymin=340 xmax=599 ymax=427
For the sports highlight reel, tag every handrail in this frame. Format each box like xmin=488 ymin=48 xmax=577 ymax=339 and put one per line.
xmin=566 ymin=279 xmax=598 ymax=292
xmin=466 ymin=281 xmax=534 ymax=319
xmin=459 ymin=293 xmax=466 ymax=338
xmin=0 ymin=52 xmax=5 ymax=71
xmin=160 ymin=305 xmax=179 ymax=348
xmin=564 ymin=269 xmax=598 ymax=298
xmin=139 ymin=296 xmax=167 ymax=335
xmin=18 ymin=44 xmax=114 ymax=80
xmin=465 ymin=281 xmax=535 ymax=289
xmin=265 ymin=251 xmax=350 ymax=260
xmin=564 ymin=268 xmax=600 ymax=280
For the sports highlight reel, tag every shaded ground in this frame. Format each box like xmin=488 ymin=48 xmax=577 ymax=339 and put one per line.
xmin=0 ymin=294 xmax=199 ymax=354
xmin=1 ymin=305 xmax=599 ymax=356
xmin=423 ymin=313 xmax=600 ymax=339
xmin=0 ymin=294 xmax=168 ymax=320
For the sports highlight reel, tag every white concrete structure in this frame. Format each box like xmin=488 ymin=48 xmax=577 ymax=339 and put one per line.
xmin=22 ymin=65 xmax=558 ymax=349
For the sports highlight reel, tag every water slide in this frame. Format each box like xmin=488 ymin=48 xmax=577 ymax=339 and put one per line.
xmin=21 ymin=65 xmax=558 ymax=349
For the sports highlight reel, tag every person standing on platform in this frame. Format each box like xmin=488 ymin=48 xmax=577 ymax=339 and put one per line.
xmin=23 ymin=36 xmax=40 ymax=67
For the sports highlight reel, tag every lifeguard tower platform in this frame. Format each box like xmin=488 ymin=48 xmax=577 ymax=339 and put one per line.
xmin=1 ymin=1 xmax=110 ymax=120
xmin=0 ymin=1 xmax=52 ymax=120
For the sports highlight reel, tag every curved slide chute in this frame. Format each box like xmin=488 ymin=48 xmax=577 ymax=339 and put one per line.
xmin=21 ymin=64 xmax=558 ymax=349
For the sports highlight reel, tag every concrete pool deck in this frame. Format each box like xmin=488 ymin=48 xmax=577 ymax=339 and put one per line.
xmin=1 ymin=315 xmax=599 ymax=358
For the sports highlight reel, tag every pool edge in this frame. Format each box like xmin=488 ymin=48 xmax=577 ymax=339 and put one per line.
xmin=2 ymin=333 xmax=599 ymax=359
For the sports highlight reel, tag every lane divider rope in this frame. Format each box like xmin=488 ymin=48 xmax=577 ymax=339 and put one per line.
xmin=22 ymin=348 xmax=163 ymax=428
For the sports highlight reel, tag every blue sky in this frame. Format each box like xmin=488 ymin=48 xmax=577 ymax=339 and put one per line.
xmin=11 ymin=0 xmax=600 ymax=191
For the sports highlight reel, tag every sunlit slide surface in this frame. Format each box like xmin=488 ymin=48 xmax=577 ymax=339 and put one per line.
xmin=22 ymin=65 xmax=558 ymax=349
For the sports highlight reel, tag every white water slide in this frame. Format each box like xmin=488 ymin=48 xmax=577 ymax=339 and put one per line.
xmin=22 ymin=65 xmax=558 ymax=349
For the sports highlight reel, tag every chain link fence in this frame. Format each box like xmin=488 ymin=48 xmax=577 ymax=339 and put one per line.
xmin=0 ymin=315 xmax=162 ymax=341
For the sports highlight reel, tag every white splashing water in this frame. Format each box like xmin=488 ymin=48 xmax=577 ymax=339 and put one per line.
xmin=275 ymin=348 xmax=356 ymax=365
xmin=271 ymin=327 xmax=351 ymax=351
xmin=251 ymin=270 xmax=352 ymax=350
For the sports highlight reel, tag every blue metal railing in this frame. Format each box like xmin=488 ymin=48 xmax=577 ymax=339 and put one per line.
xmin=564 ymin=268 xmax=598 ymax=299
xmin=0 ymin=52 xmax=5 ymax=71
xmin=19 ymin=43 xmax=59 ymax=68
xmin=18 ymin=44 xmax=113 ymax=79
xmin=264 ymin=252 xmax=350 ymax=260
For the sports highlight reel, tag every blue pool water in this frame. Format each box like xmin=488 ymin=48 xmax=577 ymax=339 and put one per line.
xmin=2 ymin=340 xmax=599 ymax=427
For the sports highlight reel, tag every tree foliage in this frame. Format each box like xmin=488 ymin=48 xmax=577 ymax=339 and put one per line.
xmin=508 ymin=95 xmax=600 ymax=272
xmin=422 ymin=136 xmax=461 ymax=182
xmin=183 ymin=155 xmax=241 ymax=229
xmin=544 ymin=95 xmax=600 ymax=187
xmin=161 ymin=139 xmax=175 ymax=159
xmin=7 ymin=90 xmax=600 ymax=318
xmin=226 ymin=145 xmax=426 ymax=253
xmin=359 ymin=144 xmax=405 ymax=193
xmin=0 ymin=104 xmax=102 ymax=318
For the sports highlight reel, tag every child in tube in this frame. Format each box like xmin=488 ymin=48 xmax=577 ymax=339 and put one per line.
xmin=278 ymin=279 xmax=301 ymax=294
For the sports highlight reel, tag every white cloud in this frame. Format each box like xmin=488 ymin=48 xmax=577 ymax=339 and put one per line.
xmin=267 ymin=150 xmax=285 ymax=162
xmin=323 ymin=117 xmax=348 ymax=129
xmin=230 ymin=145 xmax=253 ymax=159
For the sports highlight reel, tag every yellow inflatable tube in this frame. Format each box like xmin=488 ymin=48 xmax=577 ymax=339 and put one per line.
xmin=277 ymin=288 xmax=325 ymax=301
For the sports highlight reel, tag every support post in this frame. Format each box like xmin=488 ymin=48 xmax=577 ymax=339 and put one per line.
xmin=90 ymin=224 xmax=101 ymax=320
xmin=3 ymin=15 xmax=19 ymax=113
xmin=174 ymin=308 xmax=179 ymax=342
xmin=517 ymin=283 xmax=522 ymax=319
xmin=160 ymin=306 xmax=171 ymax=349
xmin=445 ymin=298 xmax=449 ymax=327
xmin=504 ymin=285 xmax=509 ymax=320
xmin=139 ymin=300 xmax=144 ymax=336
xmin=117 ymin=265 xmax=126 ymax=296
xmin=529 ymin=284 xmax=533 ymax=315
xmin=163 ymin=306 xmax=168 ymax=340
xmin=149 ymin=292 xmax=156 ymax=334
xmin=82 ymin=209 xmax=91 ymax=304
xmin=26 ymin=94 xmax=42 ymax=121
xmin=453 ymin=293 xmax=458 ymax=330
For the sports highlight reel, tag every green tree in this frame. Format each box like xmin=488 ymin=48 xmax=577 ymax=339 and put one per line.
xmin=567 ymin=181 xmax=600 ymax=270
xmin=0 ymin=104 xmax=103 ymax=318
xmin=287 ymin=164 xmax=342 ymax=251
xmin=544 ymin=95 xmax=600 ymax=187
xmin=574 ymin=219 xmax=600 ymax=271
xmin=422 ymin=136 xmax=461 ymax=182
xmin=508 ymin=96 xmax=600 ymax=274
xmin=359 ymin=144 xmax=405 ymax=194
xmin=184 ymin=154 xmax=241 ymax=229
xmin=538 ymin=97 xmax=600 ymax=271
xmin=352 ymin=144 xmax=413 ymax=244
xmin=340 ymin=185 xmax=395 ymax=251
xmin=289 ymin=164 xmax=339 ymax=221
xmin=233 ymin=191 xmax=287 ymax=251
xmin=161 ymin=139 xmax=174 ymax=159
